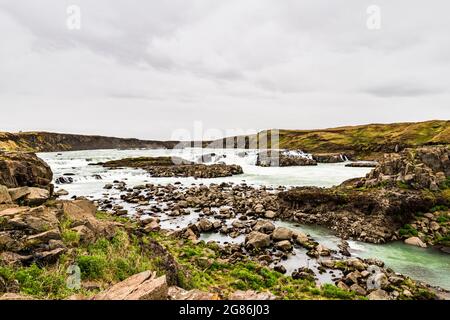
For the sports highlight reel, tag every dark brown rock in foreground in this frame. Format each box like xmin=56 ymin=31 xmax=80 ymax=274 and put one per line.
xmin=0 ymin=152 xmax=52 ymax=188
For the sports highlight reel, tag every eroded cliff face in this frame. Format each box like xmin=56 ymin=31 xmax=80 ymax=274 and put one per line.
xmin=0 ymin=132 xmax=179 ymax=152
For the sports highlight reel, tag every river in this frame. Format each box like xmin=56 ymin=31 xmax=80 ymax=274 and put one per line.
xmin=38 ymin=148 xmax=450 ymax=290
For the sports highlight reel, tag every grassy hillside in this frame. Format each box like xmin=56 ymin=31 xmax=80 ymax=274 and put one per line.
xmin=1 ymin=120 xmax=449 ymax=157
xmin=209 ymin=120 xmax=450 ymax=159
xmin=277 ymin=120 xmax=450 ymax=154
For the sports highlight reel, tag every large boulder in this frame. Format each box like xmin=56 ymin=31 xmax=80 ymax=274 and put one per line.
xmin=93 ymin=271 xmax=168 ymax=300
xmin=197 ymin=218 xmax=214 ymax=232
xmin=404 ymin=237 xmax=427 ymax=248
xmin=253 ymin=220 xmax=275 ymax=234
xmin=14 ymin=187 xmax=49 ymax=206
xmin=272 ymin=227 xmax=293 ymax=241
xmin=0 ymin=152 xmax=52 ymax=189
xmin=0 ymin=199 xmax=118 ymax=266
xmin=7 ymin=187 xmax=31 ymax=202
xmin=23 ymin=187 xmax=50 ymax=206
xmin=367 ymin=289 xmax=390 ymax=300
xmin=245 ymin=231 xmax=271 ymax=249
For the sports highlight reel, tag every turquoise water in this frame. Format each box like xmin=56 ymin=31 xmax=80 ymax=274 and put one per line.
xmin=276 ymin=221 xmax=450 ymax=290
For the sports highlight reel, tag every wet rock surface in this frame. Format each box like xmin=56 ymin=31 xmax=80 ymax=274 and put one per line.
xmin=256 ymin=151 xmax=317 ymax=167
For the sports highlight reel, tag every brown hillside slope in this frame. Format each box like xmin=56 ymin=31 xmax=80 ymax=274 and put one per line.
xmin=209 ymin=120 xmax=450 ymax=159
xmin=0 ymin=132 xmax=179 ymax=152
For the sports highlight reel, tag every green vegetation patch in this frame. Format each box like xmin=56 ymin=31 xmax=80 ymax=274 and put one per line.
xmin=399 ymin=224 xmax=419 ymax=237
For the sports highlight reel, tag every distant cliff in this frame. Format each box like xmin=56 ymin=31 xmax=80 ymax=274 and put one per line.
xmin=0 ymin=132 xmax=179 ymax=152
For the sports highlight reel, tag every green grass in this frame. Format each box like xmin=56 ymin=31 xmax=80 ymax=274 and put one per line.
xmin=399 ymin=224 xmax=419 ymax=237
xmin=440 ymin=177 xmax=450 ymax=189
xmin=0 ymin=214 xmax=368 ymax=300
xmin=430 ymin=205 xmax=449 ymax=213
xmin=397 ymin=181 xmax=411 ymax=190
xmin=149 ymin=233 xmax=364 ymax=300
xmin=320 ymin=284 xmax=358 ymax=300
xmin=0 ymin=229 xmax=166 ymax=299
xmin=0 ymin=264 xmax=72 ymax=299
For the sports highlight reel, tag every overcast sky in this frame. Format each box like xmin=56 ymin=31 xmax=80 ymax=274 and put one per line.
xmin=0 ymin=0 xmax=449 ymax=140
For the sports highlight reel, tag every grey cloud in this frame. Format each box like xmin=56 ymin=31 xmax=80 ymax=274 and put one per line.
xmin=0 ymin=0 xmax=449 ymax=139
xmin=364 ymin=84 xmax=443 ymax=98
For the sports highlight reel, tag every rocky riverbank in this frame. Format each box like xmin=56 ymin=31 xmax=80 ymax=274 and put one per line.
xmin=2 ymin=148 xmax=450 ymax=300
xmin=0 ymin=153 xmax=353 ymax=301
xmin=99 ymin=156 xmax=244 ymax=178
xmin=91 ymin=179 xmax=449 ymax=300
xmin=277 ymin=146 xmax=450 ymax=248
xmin=0 ymin=182 xmax=376 ymax=301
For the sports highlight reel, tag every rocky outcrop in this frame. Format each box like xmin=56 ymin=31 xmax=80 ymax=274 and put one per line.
xmin=256 ymin=151 xmax=317 ymax=167
xmin=0 ymin=152 xmax=52 ymax=189
xmin=313 ymin=153 xmax=353 ymax=163
xmin=277 ymin=146 xmax=450 ymax=244
xmin=93 ymin=271 xmax=168 ymax=300
xmin=356 ymin=146 xmax=450 ymax=190
xmin=278 ymin=187 xmax=441 ymax=243
xmin=0 ymin=199 xmax=119 ymax=266
xmin=101 ymin=156 xmax=243 ymax=178
xmin=345 ymin=162 xmax=378 ymax=168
